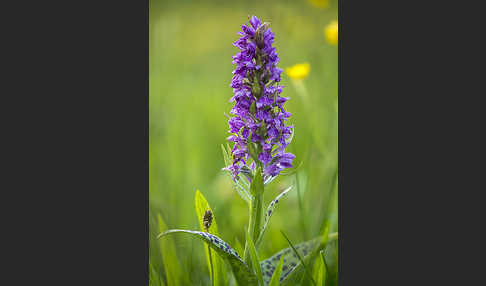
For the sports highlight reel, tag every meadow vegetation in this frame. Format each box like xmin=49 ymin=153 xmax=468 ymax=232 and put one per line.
xmin=150 ymin=1 xmax=338 ymax=285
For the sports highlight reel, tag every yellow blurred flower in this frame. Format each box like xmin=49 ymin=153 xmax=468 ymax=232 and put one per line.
xmin=324 ymin=20 xmax=338 ymax=45
xmin=286 ymin=63 xmax=310 ymax=80
xmin=308 ymin=0 xmax=329 ymax=9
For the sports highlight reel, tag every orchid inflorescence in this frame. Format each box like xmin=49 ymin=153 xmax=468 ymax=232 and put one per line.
xmin=226 ymin=15 xmax=295 ymax=181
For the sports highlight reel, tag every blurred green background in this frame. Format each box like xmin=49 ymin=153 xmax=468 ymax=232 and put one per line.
xmin=150 ymin=0 xmax=338 ymax=284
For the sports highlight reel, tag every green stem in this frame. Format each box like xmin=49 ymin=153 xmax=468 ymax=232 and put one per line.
xmin=243 ymin=174 xmax=264 ymax=266
xmin=244 ymin=193 xmax=264 ymax=265
xmin=251 ymin=193 xmax=264 ymax=243
xmin=208 ymin=244 xmax=214 ymax=286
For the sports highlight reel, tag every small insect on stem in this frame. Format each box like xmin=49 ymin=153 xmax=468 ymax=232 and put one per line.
xmin=203 ymin=210 xmax=213 ymax=231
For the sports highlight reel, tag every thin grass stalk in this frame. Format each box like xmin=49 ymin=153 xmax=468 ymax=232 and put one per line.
xmin=207 ymin=245 xmax=214 ymax=286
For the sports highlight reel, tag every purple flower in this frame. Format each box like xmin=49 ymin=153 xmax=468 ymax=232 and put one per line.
xmin=225 ymin=16 xmax=294 ymax=179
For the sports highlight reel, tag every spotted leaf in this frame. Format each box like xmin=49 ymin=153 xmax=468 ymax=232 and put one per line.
xmin=259 ymin=233 xmax=338 ymax=286
xmin=256 ymin=186 xmax=293 ymax=247
xmin=279 ymin=233 xmax=338 ymax=286
xmin=259 ymin=238 xmax=320 ymax=285
xmin=158 ymin=229 xmax=258 ymax=286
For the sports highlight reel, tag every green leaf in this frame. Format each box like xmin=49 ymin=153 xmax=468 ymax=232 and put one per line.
xmin=280 ymin=231 xmax=317 ymax=286
xmin=311 ymin=252 xmax=320 ymax=285
xmin=149 ymin=261 xmax=164 ymax=286
xmin=259 ymin=238 xmax=320 ymax=285
xmin=246 ymin=231 xmax=264 ymax=286
xmin=157 ymin=215 xmax=183 ymax=286
xmin=279 ymin=233 xmax=338 ymax=286
xmin=233 ymin=237 xmax=244 ymax=259
xmin=268 ymin=256 xmax=284 ymax=286
xmin=317 ymin=250 xmax=328 ymax=286
xmin=259 ymin=233 xmax=338 ymax=286
xmin=313 ymin=222 xmax=330 ymax=286
xmin=158 ymin=229 xmax=258 ymax=286
xmin=320 ymin=220 xmax=330 ymax=250
xmin=194 ymin=190 xmax=227 ymax=286
xmin=323 ymin=239 xmax=338 ymax=286
xmin=256 ymin=186 xmax=293 ymax=247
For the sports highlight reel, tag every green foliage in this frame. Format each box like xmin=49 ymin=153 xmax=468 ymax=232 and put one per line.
xmin=256 ymin=185 xmax=293 ymax=247
xmin=279 ymin=234 xmax=337 ymax=286
xmin=312 ymin=221 xmax=330 ymax=285
xmin=150 ymin=1 xmax=338 ymax=285
xmin=316 ymin=250 xmax=328 ymax=286
xmin=149 ymin=261 xmax=165 ymax=286
xmin=259 ymin=238 xmax=320 ymax=285
xmin=233 ymin=237 xmax=244 ymax=259
xmin=158 ymin=229 xmax=258 ymax=286
xmin=194 ymin=190 xmax=227 ymax=286
xmin=157 ymin=215 xmax=184 ymax=285
xmin=280 ymin=231 xmax=317 ymax=286
xmin=268 ymin=256 xmax=284 ymax=286
xmin=246 ymin=231 xmax=264 ymax=286
xmin=256 ymin=232 xmax=337 ymax=286
xmin=323 ymin=240 xmax=338 ymax=286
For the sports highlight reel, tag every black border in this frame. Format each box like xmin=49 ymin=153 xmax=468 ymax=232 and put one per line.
xmin=4 ymin=0 xmax=150 ymax=284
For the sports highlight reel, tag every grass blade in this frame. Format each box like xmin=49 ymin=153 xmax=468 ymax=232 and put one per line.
xmin=233 ymin=237 xmax=244 ymax=259
xmin=149 ymin=261 xmax=164 ymax=286
xmin=280 ymin=230 xmax=317 ymax=286
xmin=279 ymin=233 xmax=338 ymax=286
xmin=317 ymin=250 xmax=328 ymax=286
xmin=323 ymin=239 xmax=338 ymax=286
xmin=314 ymin=221 xmax=330 ymax=285
xmin=268 ymin=256 xmax=284 ymax=286
xmin=295 ymin=172 xmax=308 ymax=240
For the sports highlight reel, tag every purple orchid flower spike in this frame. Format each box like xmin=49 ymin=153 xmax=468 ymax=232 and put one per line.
xmin=225 ymin=16 xmax=295 ymax=181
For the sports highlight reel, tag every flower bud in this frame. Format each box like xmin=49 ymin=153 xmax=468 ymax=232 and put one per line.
xmin=252 ymin=82 xmax=261 ymax=98
xmin=250 ymin=101 xmax=256 ymax=114
xmin=255 ymin=22 xmax=269 ymax=49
